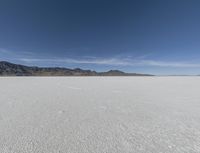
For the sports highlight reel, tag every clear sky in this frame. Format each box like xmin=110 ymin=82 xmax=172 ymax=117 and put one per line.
xmin=1 ymin=0 xmax=200 ymax=75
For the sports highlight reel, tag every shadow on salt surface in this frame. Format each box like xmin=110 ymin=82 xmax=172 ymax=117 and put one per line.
xmin=111 ymin=90 xmax=124 ymax=93
xmin=67 ymin=86 xmax=82 ymax=90
xmin=57 ymin=110 xmax=66 ymax=114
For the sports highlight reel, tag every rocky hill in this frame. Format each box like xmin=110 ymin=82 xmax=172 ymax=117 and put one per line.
xmin=0 ymin=61 xmax=153 ymax=76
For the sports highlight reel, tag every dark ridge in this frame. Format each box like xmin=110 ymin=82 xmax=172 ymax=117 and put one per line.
xmin=0 ymin=61 xmax=154 ymax=76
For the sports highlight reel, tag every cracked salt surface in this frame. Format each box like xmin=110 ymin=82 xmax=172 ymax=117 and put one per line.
xmin=0 ymin=77 xmax=200 ymax=153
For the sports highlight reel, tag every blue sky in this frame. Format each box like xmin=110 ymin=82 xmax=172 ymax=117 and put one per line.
xmin=1 ymin=0 xmax=200 ymax=75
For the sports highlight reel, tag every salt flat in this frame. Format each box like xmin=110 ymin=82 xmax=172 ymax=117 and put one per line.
xmin=0 ymin=77 xmax=200 ymax=153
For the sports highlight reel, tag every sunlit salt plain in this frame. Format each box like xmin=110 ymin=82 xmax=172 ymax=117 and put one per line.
xmin=0 ymin=77 xmax=200 ymax=153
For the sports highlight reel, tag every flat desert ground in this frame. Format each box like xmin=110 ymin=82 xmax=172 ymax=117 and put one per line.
xmin=0 ymin=77 xmax=200 ymax=153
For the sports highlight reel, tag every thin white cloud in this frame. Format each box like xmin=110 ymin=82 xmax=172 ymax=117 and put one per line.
xmin=19 ymin=57 xmax=200 ymax=68
xmin=137 ymin=60 xmax=200 ymax=67
xmin=0 ymin=48 xmax=11 ymax=54
xmin=0 ymin=48 xmax=34 ymax=56
xmin=2 ymin=48 xmax=200 ymax=68
xmin=20 ymin=58 xmax=128 ymax=65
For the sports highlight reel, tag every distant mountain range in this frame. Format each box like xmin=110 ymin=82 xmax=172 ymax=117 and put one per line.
xmin=0 ymin=61 xmax=153 ymax=76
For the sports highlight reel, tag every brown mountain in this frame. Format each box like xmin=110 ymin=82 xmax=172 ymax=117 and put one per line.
xmin=0 ymin=61 xmax=153 ymax=76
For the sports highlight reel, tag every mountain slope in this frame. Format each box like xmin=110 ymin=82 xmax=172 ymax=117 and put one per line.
xmin=0 ymin=61 xmax=153 ymax=76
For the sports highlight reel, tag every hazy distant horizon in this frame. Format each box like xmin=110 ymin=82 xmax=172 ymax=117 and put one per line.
xmin=2 ymin=60 xmax=200 ymax=76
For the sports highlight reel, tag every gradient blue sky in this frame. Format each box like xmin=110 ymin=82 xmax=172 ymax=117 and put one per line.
xmin=1 ymin=0 xmax=200 ymax=75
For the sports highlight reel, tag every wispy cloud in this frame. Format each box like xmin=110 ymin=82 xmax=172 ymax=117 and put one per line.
xmin=1 ymin=48 xmax=200 ymax=68
xmin=137 ymin=60 xmax=200 ymax=68
xmin=19 ymin=57 xmax=200 ymax=68
xmin=0 ymin=48 xmax=34 ymax=57
xmin=0 ymin=48 xmax=12 ymax=54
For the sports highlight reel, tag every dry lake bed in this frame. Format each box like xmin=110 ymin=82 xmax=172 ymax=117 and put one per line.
xmin=0 ymin=77 xmax=200 ymax=153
